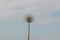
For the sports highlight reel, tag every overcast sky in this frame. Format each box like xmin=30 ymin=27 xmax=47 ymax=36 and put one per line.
xmin=0 ymin=0 xmax=60 ymax=40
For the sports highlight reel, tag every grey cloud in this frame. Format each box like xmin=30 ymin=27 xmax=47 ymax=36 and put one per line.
xmin=0 ymin=0 xmax=60 ymax=24
xmin=12 ymin=4 xmax=33 ymax=11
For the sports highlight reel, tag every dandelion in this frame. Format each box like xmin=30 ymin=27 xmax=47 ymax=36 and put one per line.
xmin=23 ymin=14 xmax=34 ymax=40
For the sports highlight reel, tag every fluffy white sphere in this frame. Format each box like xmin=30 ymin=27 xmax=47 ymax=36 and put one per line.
xmin=23 ymin=14 xmax=34 ymax=23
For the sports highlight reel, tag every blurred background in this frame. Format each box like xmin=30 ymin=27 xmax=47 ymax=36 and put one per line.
xmin=0 ymin=0 xmax=60 ymax=40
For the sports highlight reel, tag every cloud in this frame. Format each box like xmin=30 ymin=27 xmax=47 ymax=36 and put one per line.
xmin=0 ymin=0 xmax=60 ymax=24
xmin=34 ymin=16 xmax=60 ymax=26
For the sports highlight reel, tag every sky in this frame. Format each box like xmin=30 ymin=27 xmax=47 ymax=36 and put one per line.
xmin=0 ymin=0 xmax=60 ymax=40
